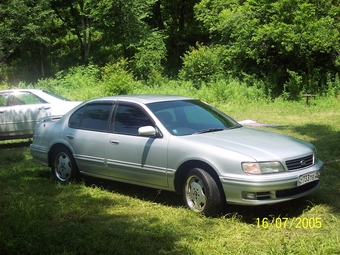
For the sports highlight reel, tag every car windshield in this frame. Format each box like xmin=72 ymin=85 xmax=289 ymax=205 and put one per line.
xmin=147 ymin=99 xmax=242 ymax=136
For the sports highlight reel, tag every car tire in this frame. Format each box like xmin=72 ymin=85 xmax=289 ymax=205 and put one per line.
xmin=51 ymin=147 xmax=79 ymax=183
xmin=183 ymin=168 xmax=223 ymax=216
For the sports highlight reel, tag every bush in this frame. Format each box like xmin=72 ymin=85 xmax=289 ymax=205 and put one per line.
xmin=179 ymin=44 xmax=227 ymax=88
xmin=0 ymin=82 xmax=10 ymax=90
xmin=102 ymin=59 xmax=141 ymax=95
xmin=282 ymin=70 xmax=303 ymax=101
xmin=325 ymin=73 xmax=340 ymax=97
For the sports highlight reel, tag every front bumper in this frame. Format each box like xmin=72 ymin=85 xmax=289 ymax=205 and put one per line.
xmin=221 ymin=160 xmax=323 ymax=205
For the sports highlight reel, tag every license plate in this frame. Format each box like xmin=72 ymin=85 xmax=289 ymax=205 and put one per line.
xmin=297 ymin=171 xmax=320 ymax=186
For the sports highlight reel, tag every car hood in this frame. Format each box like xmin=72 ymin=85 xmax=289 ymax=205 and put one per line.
xmin=185 ymin=127 xmax=314 ymax=161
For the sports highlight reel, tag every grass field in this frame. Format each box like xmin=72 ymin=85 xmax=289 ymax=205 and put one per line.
xmin=0 ymin=93 xmax=339 ymax=254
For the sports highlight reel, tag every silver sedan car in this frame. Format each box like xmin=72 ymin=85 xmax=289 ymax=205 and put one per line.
xmin=30 ymin=95 xmax=323 ymax=215
xmin=0 ymin=89 xmax=81 ymax=140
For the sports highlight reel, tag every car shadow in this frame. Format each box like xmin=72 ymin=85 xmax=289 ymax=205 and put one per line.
xmin=79 ymin=175 xmax=324 ymax=223
xmin=0 ymin=139 xmax=32 ymax=149
xmin=80 ymin=176 xmax=185 ymax=208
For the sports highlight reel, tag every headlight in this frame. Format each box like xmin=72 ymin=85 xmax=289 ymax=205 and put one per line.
xmin=242 ymin=162 xmax=286 ymax=174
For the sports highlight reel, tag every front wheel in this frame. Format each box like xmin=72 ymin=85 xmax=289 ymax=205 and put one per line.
xmin=183 ymin=168 xmax=223 ymax=216
xmin=51 ymin=147 xmax=79 ymax=183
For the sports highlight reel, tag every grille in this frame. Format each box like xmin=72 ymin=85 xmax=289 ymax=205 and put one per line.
xmin=256 ymin=192 xmax=271 ymax=200
xmin=285 ymin=154 xmax=314 ymax=171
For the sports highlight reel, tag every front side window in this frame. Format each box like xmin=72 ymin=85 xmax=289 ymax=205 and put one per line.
xmin=113 ymin=104 xmax=153 ymax=135
xmin=69 ymin=104 xmax=112 ymax=132
xmin=7 ymin=92 xmax=47 ymax=106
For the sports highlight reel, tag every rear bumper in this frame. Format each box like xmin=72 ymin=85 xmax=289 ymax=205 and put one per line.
xmin=221 ymin=160 xmax=323 ymax=205
xmin=30 ymin=144 xmax=49 ymax=166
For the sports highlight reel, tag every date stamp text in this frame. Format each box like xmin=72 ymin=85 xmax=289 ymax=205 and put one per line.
xmin=256 ymin=217 xmax=322 ymax=229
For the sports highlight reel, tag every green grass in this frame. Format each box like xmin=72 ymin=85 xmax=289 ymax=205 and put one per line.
xmin=1 ymin=91 xmax=340 ymax=254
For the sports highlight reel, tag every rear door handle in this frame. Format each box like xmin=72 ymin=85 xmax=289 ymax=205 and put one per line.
xmin=66 ymin=134 xmax=74 ymax=139
xmin=109 ymin=139 xmax=119 ymax=145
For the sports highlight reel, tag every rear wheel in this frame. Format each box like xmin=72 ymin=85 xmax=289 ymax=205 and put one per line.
xmin=183 ymin=168 xmax=223 ymax=215
xmin=51 ymin=147 xmax=79 ymax=183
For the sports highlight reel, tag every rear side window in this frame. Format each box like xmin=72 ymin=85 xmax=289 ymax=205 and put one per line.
xmin=0 ymin=93 xmax=8 ymax=106
xmin=69 ymin=104 xmax=112 ymax=132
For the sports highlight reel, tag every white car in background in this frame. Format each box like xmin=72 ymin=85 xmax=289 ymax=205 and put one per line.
xmin=0 ymin=89 xmax=81 ymax=140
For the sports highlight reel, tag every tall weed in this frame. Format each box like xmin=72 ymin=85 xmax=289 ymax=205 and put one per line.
xmin=197 ymin=79 xmax=268 ymax=106
xmin=34 ymin=64 xmax=103 ymax=100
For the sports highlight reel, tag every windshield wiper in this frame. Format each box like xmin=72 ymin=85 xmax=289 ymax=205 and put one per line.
xmin=195 ymin=128 xmax=225 ymax=134
xmin=228 ymin=124 xmax=242 ymax=129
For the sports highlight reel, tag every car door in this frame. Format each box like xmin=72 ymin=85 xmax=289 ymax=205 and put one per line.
xmin=107 ymin=102 xmax=169 ymax=188
xmin=64 ymin=102 xmax=113 ymax=176
xmin=4 ymin=91 xmax=52 ymax=136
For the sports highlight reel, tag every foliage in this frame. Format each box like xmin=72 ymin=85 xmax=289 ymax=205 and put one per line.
xmin=34 ymin=64 xmax=103 ymax=100
xmin=33 ymin=62 xmax=142 ymax=100
xmin=282 ymin=70 xmax=303 ymax=100
xmin=194 ymin=0 xmax=340 ymax=97
xmin=0 ymin=0 xmax=56 ymax=82
xmin=179 ymin=44 xmax=227 ymax=88
xmin=50 ymin=0 xmax=94 ymax=63
xmin=1 ymin=0 xmax=340 ymax=99
xmin=0 ymin=82 xmax=10 ymax=90
xmin=89 ymin=0 xmax=157 ymax=49
xmin=324 ymin=73 xmax=340 ymax=97
xmin=131 ymin=31 xmax=167 ymax=81
xmin=102 ymin=59 xmax=141 ymax=96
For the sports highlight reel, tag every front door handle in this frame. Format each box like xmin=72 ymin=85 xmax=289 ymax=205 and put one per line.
xmin=109 ymin=139 xmax=119 ymax=145
xmin=38 ymin=106 xmax=51 ymax=110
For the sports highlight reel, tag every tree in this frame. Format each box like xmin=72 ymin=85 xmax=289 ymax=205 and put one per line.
xmin=50 ymin=0 xmax=92 ymax=63
xmin=0 ymin=0 xmax=55 ymax=82
xmin=194 ymin=0 xmax=340 ymax=96
xmin=148 ymin=0 xmax=208 ymax=73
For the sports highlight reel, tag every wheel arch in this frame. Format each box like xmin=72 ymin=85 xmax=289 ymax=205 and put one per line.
xmin=174 ymin=160 xmax=225 ymax=200
xmin=48 ymin=143 xmax=74 ymax=167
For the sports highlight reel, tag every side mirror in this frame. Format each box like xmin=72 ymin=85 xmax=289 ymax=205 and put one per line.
xmin=138 ymin=126 xmax=157 ymax=137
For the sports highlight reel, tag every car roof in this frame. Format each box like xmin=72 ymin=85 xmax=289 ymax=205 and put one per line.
xmin=0 ymin=89 xmax=43 ymax=93
xmin=0 ymin=89 xmax=70 ymax=102
xmin=89 ymin=94 xmax=194 ymax=104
